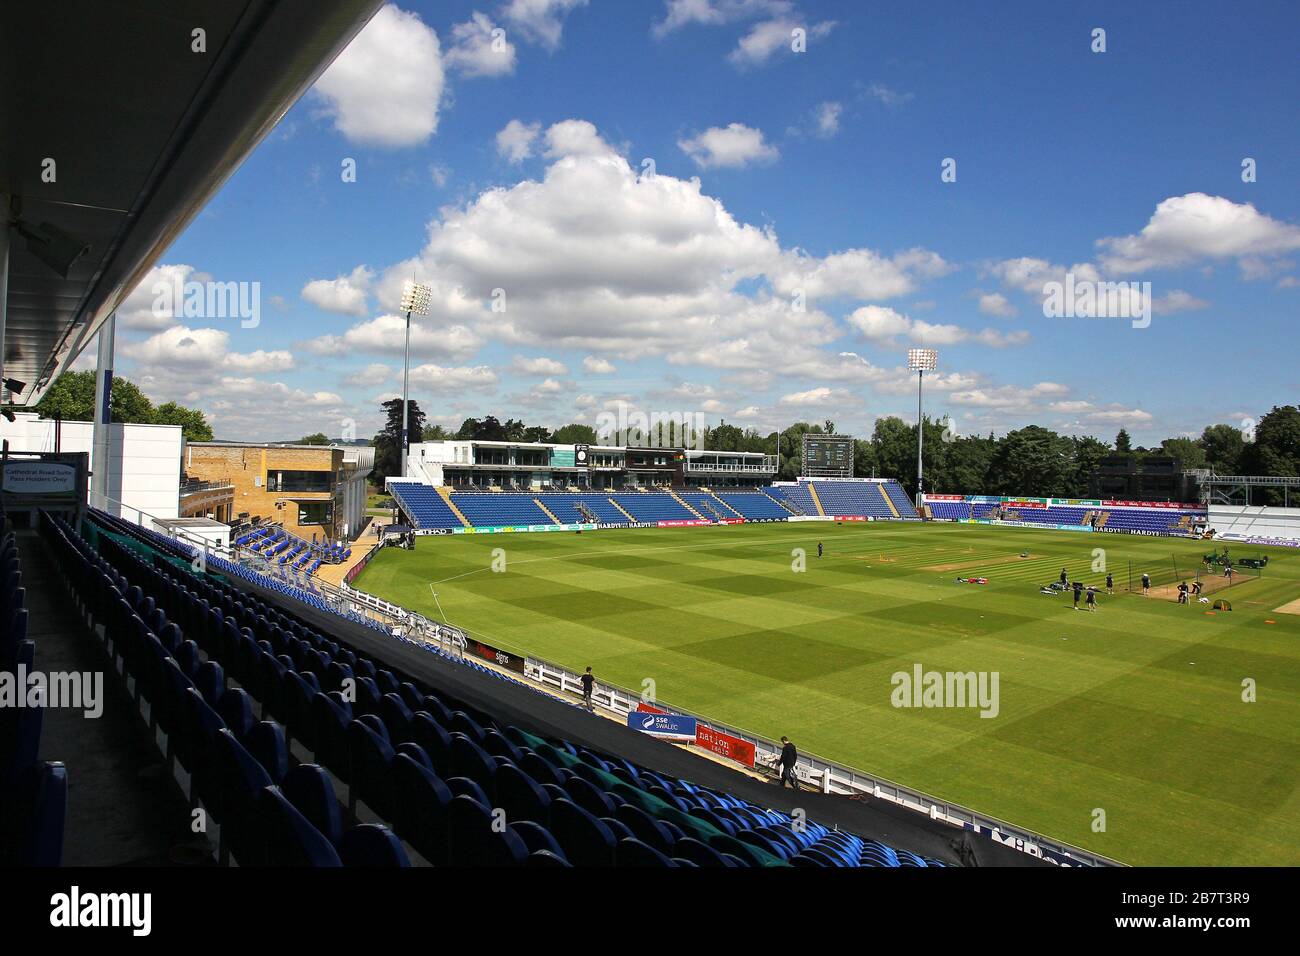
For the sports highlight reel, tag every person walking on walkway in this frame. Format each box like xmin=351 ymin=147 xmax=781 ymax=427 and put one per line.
xmin=778 ymin=736 xmax=801 ymax=791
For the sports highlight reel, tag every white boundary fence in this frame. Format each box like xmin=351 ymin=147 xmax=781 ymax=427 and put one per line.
xmin=521 ymin=659 xmax=1121 ymax=868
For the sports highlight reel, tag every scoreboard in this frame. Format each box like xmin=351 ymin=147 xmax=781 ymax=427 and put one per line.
xmin=801 ymin=434 xmax=854 ymax=478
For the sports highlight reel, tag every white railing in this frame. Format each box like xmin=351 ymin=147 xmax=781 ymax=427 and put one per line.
xmin=521 ymin=657 xmax=1120 ymax=868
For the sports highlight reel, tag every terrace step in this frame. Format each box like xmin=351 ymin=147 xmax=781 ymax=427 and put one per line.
xmin=438 ymin=486 xmax=472 ymax=527
xmin=669 ymin=490 xmax=707 ymax=520
xmin=764 ymin=490 xmax=801 ymax=516
xmin=807 ymin=482 xmax=827 ymax=517
xmin=533 ymin=497 xmax=562 ymax=525
xmin=607 ymin=497 xmax=638 ymax=523
xmin=710 ymin=492 xmax=744 ymax=517
xmin=879 ymin=484 xmax=900 ymax=518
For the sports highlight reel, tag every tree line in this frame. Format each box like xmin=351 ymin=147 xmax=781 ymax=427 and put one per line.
xmin=369 ymin=399 xmax=1300 ymax=501
xmin=21 ymin=371 xmax=214 ymax=442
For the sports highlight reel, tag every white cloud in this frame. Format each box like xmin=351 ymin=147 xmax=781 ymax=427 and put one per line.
xmin=780 ymin=386 xmax=854 ymax=407
xmin=408 ymin=363 xmax=498 ymax=391
xmin=117 ymin=264 xmax=204 ymax=330
xmin=354 ymin=117 xmax=950 ymax=381
xmin=847 ymin=305 xmax=1030 ymax=348
xmin=500 ymin=0 xmax=588 ymax=50
xmin=301 ymin=265 xmax=374 ymax=317
xmin=544 ymin=119 xmax=616 ymax=159
xmin=977 ymin=291 xmax=1017 ymax=318
xmin=512 ymin=355 xmax=569 ymax=375
xmin=343 ymin=363 xmax=393 ymax=387
xmin=305 ymin=314 xmax=482 ymax=360
xmin=1152 ymin=289 xmax=1210 ymax=314
xmin=728 ymin=17 xmax=834 ymax=68
xmin=774 ymin=247 xmax=952 ymax=302
xmin=863 ymin=83 xmax=914 ymax=108
xmin=1049 ymin=401 xmax=1154 ymax=425
xmin=444 ymin=12 xmax=517 ymax=76
xmin=949 ymin=382 xmax=1070 ymax=409
xmin=813 ymin=101 xmax=842 ymax=138
xmin=846 ymin=305 xmax=910 ymax=340
xmin=1096 ymin=193 xmax=1300 ymax=274
xmin=533 ymin=377 xmax=565 ymax=394
xmin=653 ymin=0 xmax=794 ymax=37
xmin=679 ymin=123 xmax=779 ymax=168
xmin=496 ymin=119 xmax=542 ymax=163
xmin=313 ymin=5 xmax=444 ymax=147
xmin=123 ymin=325 xmax=294 ymax=374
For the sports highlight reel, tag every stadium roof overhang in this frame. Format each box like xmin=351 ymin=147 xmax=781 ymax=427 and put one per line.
xmin=1 ymin=0 xmax=385 ymax=407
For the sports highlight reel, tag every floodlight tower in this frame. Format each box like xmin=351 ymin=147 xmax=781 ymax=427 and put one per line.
xmin=399 ymin=279 xmax=432 ymax=477
xmin=907 ymin=348 xmax=938 ymax=509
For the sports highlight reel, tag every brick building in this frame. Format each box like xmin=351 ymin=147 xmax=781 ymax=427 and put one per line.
xmin=183 ymin=442 xmax=373 ymax=542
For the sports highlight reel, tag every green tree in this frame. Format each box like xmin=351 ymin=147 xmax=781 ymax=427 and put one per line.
xmin=1158 ymin=436 xmax=1206 ymax=469
xmin=1114 ymin=428 xmax=1133 ymax=454
xmin=870 ymin=416 xmax=917 ymax=491
xmin=943 ymin=433 xmax=997 ymax=495
xmin=423 ymin=424 xmax=452 ymax=441
xmin=373 ymin=397 xmax=426 ymax=482
xmin=552 ymin=423 xmax=599 ymax=445
xmin=1068 ymin=435 xmax=1111 ymax=497
xmin=1241 ymin=406 xmax=1300 ymax=503
xmin=1200 ymin=423 xmax=1245 ymax=474
xmin=33 ymin=370 xmax=155 ymax=423
xmin=987 ymin=426 xmax=1073 ymax=496
xmin=154 ymin=401 xmax=215 ymax=442
xmin=705 ymin=422 xmax=745 ymax=452
xmin=298 ymin=432 xmax=329 ymax=446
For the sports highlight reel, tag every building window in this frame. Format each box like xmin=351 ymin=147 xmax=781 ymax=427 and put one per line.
xmin=267 ymin=470 xmax=332 ymax=493
xmin=298 ymin=501 xmax=333 ymax=525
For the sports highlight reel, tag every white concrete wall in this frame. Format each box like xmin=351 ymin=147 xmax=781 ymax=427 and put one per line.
xmin=0 ymin=413 xmax=182 ymax=522
xmin=1209 ymin=504 xmax=1300 ymax=542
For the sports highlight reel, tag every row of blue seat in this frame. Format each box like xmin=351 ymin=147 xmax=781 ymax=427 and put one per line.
xmin=56 ymin=509 xmax=945 ymax=868
xmin=1 ymin=508 xmax=68 ymax=866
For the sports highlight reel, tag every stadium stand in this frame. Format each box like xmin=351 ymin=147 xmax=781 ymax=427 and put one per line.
xmin=34 ymin=506 xmax=971 ymax=868
xmin=0 ymin=506 xmax=69 ymax=866
xmin=387 ymin=481 xmax=922 ymax=531
xmin=535 ymin=494 xmax=630 ymax=525
xmin=713 ymin=491 xmax=789 ymax=520
xmin=924 ymin=495 xmax=1204 ymax=536
xmin=386 ymin=482 xmax=465 ymax=530
xmin=609 ymin=494 xmax=697 ymax=523
xmin=812 ymin=482 xmax=896 ymax=520
xmin=882 ymin=481 xmax=919 ymax=518
xmin=452 ymin=494 xmax=555 ymax=528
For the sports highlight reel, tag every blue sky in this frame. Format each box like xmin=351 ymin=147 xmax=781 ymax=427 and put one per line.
xmin=99 ymin=0 xmax=1300 ymax=445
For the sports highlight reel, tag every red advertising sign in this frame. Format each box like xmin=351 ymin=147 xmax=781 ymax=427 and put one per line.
xmin=695 ymin=724 xmax=756 ymax=768
xmin=656 ymin=519 xmax=712 ymax=528
xmin=1005 ymin=500 xmax=1048 ymax=509
xmin=636 ymin=703 xmax=755 ymax=767
xmin=925 ymin=494 xmax=966 ymax=501
xmin=832 ymin=515 xmax=868 ymax=521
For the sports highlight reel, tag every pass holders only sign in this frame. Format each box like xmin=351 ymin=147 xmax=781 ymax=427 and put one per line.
xmin=1 ymin=461 xmax=78 ymax=495
xmin=627 ymin=710 xmax=697 ymax=742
